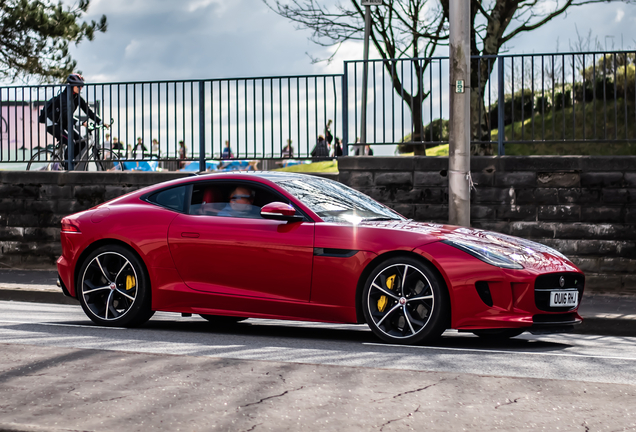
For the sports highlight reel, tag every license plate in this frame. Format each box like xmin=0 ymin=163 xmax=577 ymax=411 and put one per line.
xmin=549 ymin=290 xmax=578 ymax=307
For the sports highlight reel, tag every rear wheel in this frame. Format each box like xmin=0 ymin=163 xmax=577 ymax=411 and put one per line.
xmin=27 ymin=150 xmax=64 ymax=171
xmin=199 ymin=315 xmax=248 ymax=325
xmin=77 ymin=245 xmax=154 ymax=327
xmin=362 ymin=256 xmax=449 ymax=345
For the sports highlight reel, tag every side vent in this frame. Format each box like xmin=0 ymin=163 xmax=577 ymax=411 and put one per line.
xmin=475 ymin=281 xmax=494 ymax=307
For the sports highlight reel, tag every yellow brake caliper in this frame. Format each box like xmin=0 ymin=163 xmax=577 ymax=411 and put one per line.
xmin=126 ymin=274 xmax=136 ymax=290
xmin=377 ymin=274 xmax=396 ymax=312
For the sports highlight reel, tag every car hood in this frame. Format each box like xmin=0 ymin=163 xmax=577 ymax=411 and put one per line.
xmin=361 ymin=220 xmax=580 ymax=272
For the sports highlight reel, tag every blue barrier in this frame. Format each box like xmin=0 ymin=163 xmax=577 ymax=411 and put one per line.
xmin=123 ymin=161 xmax=159 ymax=172
xmin=180 ymin=161 xmax=220 ymax=172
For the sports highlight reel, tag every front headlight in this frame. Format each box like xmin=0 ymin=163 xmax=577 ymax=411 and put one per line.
xmin=441 ymin=239 xmax=524 ymax=269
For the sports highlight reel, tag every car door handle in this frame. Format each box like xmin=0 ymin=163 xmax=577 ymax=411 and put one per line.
xmin=181 ymin=232 xmax=200 ymax=238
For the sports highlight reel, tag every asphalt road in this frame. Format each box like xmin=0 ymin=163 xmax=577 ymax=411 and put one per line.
xmin=1 ymin=300 xmax=636 ymax=431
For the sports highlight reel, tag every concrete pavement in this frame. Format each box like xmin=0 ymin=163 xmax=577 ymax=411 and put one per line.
xmin=1 ymin=268 xmax=635 ymax=337
xmin=1 ymin=269 xmax=636 ymax=432
xmin=1 ymin=341 xmax=635 ymax=432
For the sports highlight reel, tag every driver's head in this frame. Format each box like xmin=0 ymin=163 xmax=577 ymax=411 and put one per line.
xmin=229 ymin=186 xmax=254 ymax=211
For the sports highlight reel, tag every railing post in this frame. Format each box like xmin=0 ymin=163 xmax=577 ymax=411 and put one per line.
xmin=66 ymin=86 xmax=75 ymax=171
xmin=342 ymin=63 xmax=349 ymax=155
xmin=199 ymin=81 xmax=206 ymax=172
xmin=497 ymin=56 xmax=505 ymax=156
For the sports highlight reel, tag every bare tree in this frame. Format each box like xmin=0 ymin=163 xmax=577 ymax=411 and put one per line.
xmin=264 ymin=0 xmax=449 ymax=154
xmin=265 ymin=0 xmax=635 ymax=155
xmin=459 ymin=0 xmax=636 ymax=155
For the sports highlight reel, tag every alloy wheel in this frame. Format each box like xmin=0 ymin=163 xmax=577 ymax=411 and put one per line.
xmin=80 ymin=251 xmax=138 ymax=321
xmin=366 ymin=263 xmax=435 ymax=340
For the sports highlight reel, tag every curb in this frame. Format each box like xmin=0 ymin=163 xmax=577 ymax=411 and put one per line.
xmin=0 ymin=288 xmax=78 ymax=306
xmin=571 ymin=317 xmax=636 ymax=337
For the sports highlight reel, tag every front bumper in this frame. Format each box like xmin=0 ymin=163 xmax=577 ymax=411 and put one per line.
xmin=528 ymin=312 xmax=582 ymax=334
xmin=415 ymin=242 xmax=585 ymax=332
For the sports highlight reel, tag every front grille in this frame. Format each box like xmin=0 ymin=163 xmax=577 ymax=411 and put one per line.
xmin=534 ymin=273 xmax=585 ymax=312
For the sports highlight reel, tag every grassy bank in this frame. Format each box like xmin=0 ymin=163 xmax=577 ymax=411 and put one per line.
xmin=493 ymin=99 xmax=636 ymax=155
xmin=410 ymin=99 xmax=636 ymax=156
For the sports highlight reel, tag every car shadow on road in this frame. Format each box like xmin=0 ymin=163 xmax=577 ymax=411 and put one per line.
xmin=140 ymin=318 xmax=380 ymax=343
xmin=134 ymin=317 xmax=573 ymax=352
xmin=18 ymin=314 xmax=572 ymax=352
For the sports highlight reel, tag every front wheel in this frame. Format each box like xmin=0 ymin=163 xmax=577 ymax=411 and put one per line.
xmin=77 ymin=245 xmax=154 ymax=327
xmin=362 ymin=256 xmax=449 ymax=345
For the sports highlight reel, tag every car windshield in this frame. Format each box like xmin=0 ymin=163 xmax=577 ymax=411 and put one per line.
xmin=273 ymin=176 xmax=405 ymax=223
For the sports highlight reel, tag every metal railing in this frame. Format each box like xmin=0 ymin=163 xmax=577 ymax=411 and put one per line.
xmin=343 ymin=56 xmax=448 ymax=151
xmin=1 ymin=50 xmax=634 ymax=169
xmin=491 ymin=51 xmax=636 ymax=154
xmin=345 ymin=51 xmax=636 ymax=154
xmin=0 ymin=75 xmax=342 ymax=170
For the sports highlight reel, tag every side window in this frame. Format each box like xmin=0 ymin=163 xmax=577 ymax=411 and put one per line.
xmin=189 ymin=184 xmax=226 ymax=216
xmin=188 ymin=182 xmax=297 ymax=220
xmin=148 ymin=185 xmax=187 ymax=212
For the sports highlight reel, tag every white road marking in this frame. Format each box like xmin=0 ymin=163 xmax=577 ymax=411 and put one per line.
xmin=0 ymin=283 xmax=59 ymax=291
xmin=0 ymin=319 xmax=126 ymax=330
xmin=363 ymin=342 xmax=636 ymax=361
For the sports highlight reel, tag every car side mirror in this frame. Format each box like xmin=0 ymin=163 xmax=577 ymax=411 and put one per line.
xmin=261 ymin=202 xmax=303 ymax=222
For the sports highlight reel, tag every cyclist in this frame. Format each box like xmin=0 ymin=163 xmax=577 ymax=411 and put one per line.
xmin=39 ymin=73 xmax=107 ymax=165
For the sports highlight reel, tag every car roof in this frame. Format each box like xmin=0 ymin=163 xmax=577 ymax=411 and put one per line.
xmin=197 ymin=171 xmax=323 ymax=182
xmin=107 ymin=171 xmax=329 ymax=207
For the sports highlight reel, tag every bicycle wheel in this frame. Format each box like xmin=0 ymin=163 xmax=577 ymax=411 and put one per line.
xmin=95 ymin=148 xmax=124 ymax=171
xmin=26 ymin=150 xmax=64 ymax=171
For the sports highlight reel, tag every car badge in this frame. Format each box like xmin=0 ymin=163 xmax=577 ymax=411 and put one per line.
xmin=559 ymin=276 xmax=565 ymax=287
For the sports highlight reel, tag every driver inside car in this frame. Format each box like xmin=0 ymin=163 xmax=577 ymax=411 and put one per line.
xmin=217 ymin=186 xmax=261 ymax=218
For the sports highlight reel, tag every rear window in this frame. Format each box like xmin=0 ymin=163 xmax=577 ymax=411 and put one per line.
xmin=147 ymin=185 xmax=187 ymax=212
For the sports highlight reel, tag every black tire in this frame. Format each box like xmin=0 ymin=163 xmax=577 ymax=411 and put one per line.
xmin=362 ymin=256 xmax=449 ymax=345
xmin=199 ymin=315 xmax=248 ymax=325
xmin=472 ymin=329 xmax=525 ymax=340
xmin=77 ymin=244 xmax=154 ymax=327
xmin=27 ymin=150 xmax=64 ymax=171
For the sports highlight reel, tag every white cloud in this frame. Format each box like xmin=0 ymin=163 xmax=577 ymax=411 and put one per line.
xmin=615 ymin=9 xmax=625 ymax=22
xmin=187 ymin=0 xmax=225 ymax=13
xmin=123 ymin=40 xmax=141 ymax=59
xmin=66 ymin=0 xmax=636 ymax=85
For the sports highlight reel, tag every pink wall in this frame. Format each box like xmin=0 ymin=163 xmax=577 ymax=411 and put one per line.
xmin=1 ymin=104 xmax=51 ymax=152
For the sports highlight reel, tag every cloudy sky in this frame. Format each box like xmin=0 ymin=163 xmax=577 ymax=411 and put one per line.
xmin=71 ymin=0 xmax=636 ymax=84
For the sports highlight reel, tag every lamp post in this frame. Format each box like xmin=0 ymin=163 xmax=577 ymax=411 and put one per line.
xmin=448 ymin=0 xmax=471 ymax=227
xmin=360 ymin=0 xmax=381 ymax=149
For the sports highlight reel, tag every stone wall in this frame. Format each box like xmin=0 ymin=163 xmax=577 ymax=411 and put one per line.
xmin=1 ymin=156 xmax=635 ymax=294
xmin=338 ymin=156 xmax=636 ymax=295
xmin=0 ymin=171 xmax=188 ymax=269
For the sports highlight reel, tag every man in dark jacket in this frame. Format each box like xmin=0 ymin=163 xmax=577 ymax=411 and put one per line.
xmin=311 ymin=135 xmax=330 ymax=160
xmin=40 ymin=73 xmax=103 ymax=163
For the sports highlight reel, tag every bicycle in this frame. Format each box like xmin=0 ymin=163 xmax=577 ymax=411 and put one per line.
xmin=27 ymin=119 xmax=123 ymax=171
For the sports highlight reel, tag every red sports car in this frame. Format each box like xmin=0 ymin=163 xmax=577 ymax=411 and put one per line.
xmin=57 ymin=172 xmax=584 ymax=344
